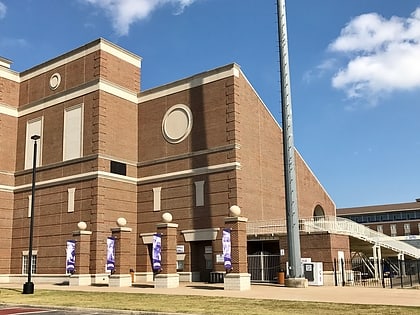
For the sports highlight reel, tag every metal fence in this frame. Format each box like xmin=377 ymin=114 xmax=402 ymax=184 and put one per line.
xmin=334 ymin=257 xmax=420 ymax=288
xmin=248 ymin=253 xmax=281 ymax=283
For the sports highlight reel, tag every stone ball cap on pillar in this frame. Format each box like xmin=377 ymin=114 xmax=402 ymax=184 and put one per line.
xmin=77 ymin=221 xmax=87 ymax=231
xmin=229 ymin=205 xmax=241 ymax=217
xmin=116 ymin=217 xmax=127 ymax=227
xmin=162 ymin=212 xmax=173 ymax=223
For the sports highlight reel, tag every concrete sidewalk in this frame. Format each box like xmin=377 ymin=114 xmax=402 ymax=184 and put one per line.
xmin=2 ymin=282 xmax=420 ymax=307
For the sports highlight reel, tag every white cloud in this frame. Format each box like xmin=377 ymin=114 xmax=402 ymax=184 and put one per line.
xmin=328 ymin=7 xmax=420 ymax=103
xmin=82 ymin=0 xmax=198 ymax=36
xmin=0 ymin=2 xmax=7 ymax=19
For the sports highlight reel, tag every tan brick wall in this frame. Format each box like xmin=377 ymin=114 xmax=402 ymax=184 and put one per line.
xmin=97 ymin=92 xmax=138 ymax=161
xmin=234 ymin=73 xmax=335 ymax=221
xmin=0 ymin=114 xmax=17 ymax=174
xmin=0 ymin=77 xmax=20 ymax=107
xmin=10 ymin=179 xmax=98 ymax=274
xmin=0 ymin=191 xmax=13 ymax=273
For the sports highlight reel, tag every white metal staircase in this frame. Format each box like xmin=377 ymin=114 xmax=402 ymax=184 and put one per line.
xmin=247 ymin=216 xmax=420 ymax=259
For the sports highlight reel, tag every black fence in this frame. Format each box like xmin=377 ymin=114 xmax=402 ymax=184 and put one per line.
xmin=248 ymin=254 xmax=281 ymax=282
xmin=334 ymin=257 xmax=420 ymax=288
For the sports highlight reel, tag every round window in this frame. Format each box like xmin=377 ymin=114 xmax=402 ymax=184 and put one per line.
xmin=162 ymin=104 xmax=193 ymax=144
xmin=49 ymin=73 xmax=61 ymax=90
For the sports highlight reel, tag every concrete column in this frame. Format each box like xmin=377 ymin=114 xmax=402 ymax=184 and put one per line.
xmin=155 ymin=212 xmax=179 ymax=288
xmin=398 ymin=253 xmax=406 ymax=276
xmin=373 ymin=244 xmax=382 ymax=280
xmin=223 ymin=205 xmax=251 ymax=291
xmin=69 ymin=221 xmax=92 ymax=286
xmin=109 ymin=217 xmax=133 ymax=287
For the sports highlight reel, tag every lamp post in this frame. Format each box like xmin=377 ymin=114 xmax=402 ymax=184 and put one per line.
xmin=23 ymin=134 xmax=40 ymax=294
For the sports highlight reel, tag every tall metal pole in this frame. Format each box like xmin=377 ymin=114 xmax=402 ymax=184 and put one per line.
xmin=23 ymin=134 xmax=40 ymax=294
xmin=277 ymin=0 xmax=303 ymax=280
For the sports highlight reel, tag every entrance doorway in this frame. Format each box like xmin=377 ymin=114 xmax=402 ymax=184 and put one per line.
xmin=247 ymin=240 xmax=281 ymax=283
xmin=190 ymin=241 xmax=212 ymax=282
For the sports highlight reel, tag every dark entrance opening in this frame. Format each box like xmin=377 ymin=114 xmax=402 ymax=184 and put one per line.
xmin=190 ymin=240 xmax=212 ymax=282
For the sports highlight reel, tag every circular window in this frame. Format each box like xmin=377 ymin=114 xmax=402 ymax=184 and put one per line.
xmin=49 ymin=73 xmax=61 ymax=90
xmin=162 ymin=104 xmax=193 ymax=144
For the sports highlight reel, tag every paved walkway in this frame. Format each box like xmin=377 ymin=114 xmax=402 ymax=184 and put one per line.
xmin=2 ymin=282 xmax=420 ymax=307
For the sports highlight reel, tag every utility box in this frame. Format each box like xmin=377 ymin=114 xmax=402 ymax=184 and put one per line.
xmin=303 ymin=263 xmax=314 ymax=282
xmin=304 ymin=262 xmax=323 ymax=286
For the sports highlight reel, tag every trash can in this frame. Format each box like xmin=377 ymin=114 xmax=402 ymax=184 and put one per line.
xmin=278 ymin=271 xmax=285 ymax=285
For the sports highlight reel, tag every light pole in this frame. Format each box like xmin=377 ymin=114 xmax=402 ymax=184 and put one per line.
xmin=23 ymin=134 xmax=40 ymax=294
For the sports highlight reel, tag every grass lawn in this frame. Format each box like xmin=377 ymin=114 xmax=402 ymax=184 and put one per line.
xmin=1 ymin=288 xmax=420 ymax=315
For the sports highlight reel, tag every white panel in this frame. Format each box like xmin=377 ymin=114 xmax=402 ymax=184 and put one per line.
xmin=194 ymin=181 xmax=205 ymax=207
xmin=25 ymin=118 xmax=42 ymax=169
xmin=67 ymin=188 xmax=76 ymax=212
xmin=27 ymin=195 xmax=32 ymax=218
xmin=63 ymin=105 xmax=83 ymax=161
xmin=153 ymin=187 xmax=161 ymax=211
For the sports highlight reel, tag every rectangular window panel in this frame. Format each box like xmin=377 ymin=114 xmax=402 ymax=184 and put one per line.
xmin=153 ymin=187 xmax=161 ymax=211
xmin=25 ymin=118 xmax=42 ymax=169
xmin=390 ymin=224 xmax=397 ymax=237
xmin=22 ymin=254 xmax=37 ymax=274
xmin=110 ymin=161 xmax=127 ymax=176
xmin=27 ymin=195 xmax=32 ymax=218
xmin=194 ymin=181 xmax=205 ymax=207
xmin=404 ymin=223 xmax=411 ymax=236
xmin=68 ymin=188 xmax=76 ymax=213
xmin=63 ymin=105 xmax=83 ymax=161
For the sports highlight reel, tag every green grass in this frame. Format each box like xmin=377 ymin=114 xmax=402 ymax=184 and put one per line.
xmin=0 ymin=288 xmax=419 ymax=315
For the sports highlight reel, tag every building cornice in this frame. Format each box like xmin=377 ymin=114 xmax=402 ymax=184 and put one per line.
xmin=0 ymin=78 xmax=138 ymax=118
xmin=2 ymin=162 xmax=241 ymax=193
xmin=138 ymin=64 xmax=240 ymax=103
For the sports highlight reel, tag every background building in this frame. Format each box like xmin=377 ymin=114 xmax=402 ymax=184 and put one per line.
xmin=338 ymin=199 xmax=420 ymax=249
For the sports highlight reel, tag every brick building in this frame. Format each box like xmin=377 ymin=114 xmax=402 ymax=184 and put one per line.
xmin=0 ymin=38 xmax=348 ymax=285
xmin=338 ymin=199 xmax=420 ymax=248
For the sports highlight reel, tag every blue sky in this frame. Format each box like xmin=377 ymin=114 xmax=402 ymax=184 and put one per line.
xmin=1 ymin=0 xmax=419 ymax=208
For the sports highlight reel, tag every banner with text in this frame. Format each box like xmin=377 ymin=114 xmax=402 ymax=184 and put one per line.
xmin=66 ymin=240 xmax=76 ymax=273
xmin=222 ymin=229 xmax=232 ymax=271
xmin=152 ymin=233 xmax=162 ymax=271
xmin=106 ymin=236 xmax=116 ymax=272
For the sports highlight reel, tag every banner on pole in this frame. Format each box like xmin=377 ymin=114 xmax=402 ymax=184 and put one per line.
xmin=222 ymin=229 xmax=232 ymax=271
xmin=106 ymin=236 xmax=116 ymax=272
xmin=66 ymin=240 xmax=76 ymax=274
xmin=152 ymin=233 xmax=162 ymax=271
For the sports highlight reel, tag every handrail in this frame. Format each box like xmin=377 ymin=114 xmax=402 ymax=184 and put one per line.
xmin=247 ymin=216 xmax=420 ymax=259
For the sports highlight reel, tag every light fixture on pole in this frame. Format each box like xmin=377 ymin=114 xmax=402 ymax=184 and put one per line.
xmin=23 ymin=134 xmax=40 ymax=295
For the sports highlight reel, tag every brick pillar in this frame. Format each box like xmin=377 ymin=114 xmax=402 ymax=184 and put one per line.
xmin=224 ymin=205 xmax=251 ymax=291
xmin=155 ymin=212 xmax=179 ymax=288
xmin=109 ymin=218 xmax=133 ymax=287
xmin=69 ymin=222 xmax=92 ymax=286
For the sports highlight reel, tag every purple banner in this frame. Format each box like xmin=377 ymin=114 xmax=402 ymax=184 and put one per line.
xmin=152 ymin=233 xmax=162 ymax=271
xmin=66 ymin=240 xmax=76 ymax=273
xmin=222 ymin=229 xmax=232 ymax=271
xmin=106 ymin=236 xmax=116 ymax=272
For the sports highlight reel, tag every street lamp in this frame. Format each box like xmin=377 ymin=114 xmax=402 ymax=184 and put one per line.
xmin=23 ymin=134 xmax=40 ymax=294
